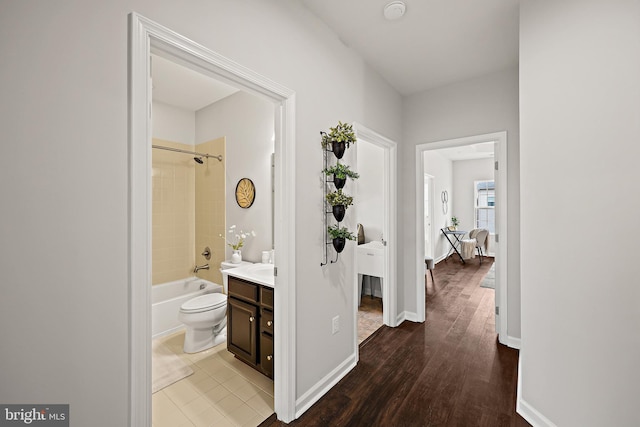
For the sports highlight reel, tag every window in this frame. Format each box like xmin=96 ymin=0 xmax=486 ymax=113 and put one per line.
xmin=475 ymin=180 xmax=495 ymax=233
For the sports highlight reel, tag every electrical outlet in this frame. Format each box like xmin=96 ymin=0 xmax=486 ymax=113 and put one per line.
xmin=332 ymin=315 xmax=340 ymax=335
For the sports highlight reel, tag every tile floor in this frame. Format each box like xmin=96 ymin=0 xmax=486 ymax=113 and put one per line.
xmin=357 ymin=296 xmax=383 ymax=344
xmin=152 ymin=331 xmax=274 ymax=427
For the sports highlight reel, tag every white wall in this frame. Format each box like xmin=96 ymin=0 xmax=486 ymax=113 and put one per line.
xmin=423 ymin=151 xmax=453 ymax=261
xmin=196 ymin=91 xmax=274 ymax=263
xmin=452 ymin=158 xmax=495 ymax=255
xmin=519 ymin=1 xmax=640 ymax=425
xmin=152 ymin=101 xmax=195 ymax=144
xmin=0 ymin=1 xmax=402 ymax=425
xmin=403 ymin=67 xmax=520 ymax=338
xmin=356 ymin=141 xmax=384 ymax=242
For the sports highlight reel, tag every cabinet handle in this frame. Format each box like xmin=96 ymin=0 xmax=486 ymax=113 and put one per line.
xmin=267 ymin=320 xmax=273 ymax=327
xmin=249 ymin=316 xmax=255 ymax=322
xmin=266 ymin=355 xmax=273 ymax=361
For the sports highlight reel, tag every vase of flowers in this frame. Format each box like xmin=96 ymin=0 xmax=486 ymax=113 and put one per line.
xmin=220 ymin=225 xmax=255 ymax=263
xmin=450 ymin=216 xmax=459 ymax=231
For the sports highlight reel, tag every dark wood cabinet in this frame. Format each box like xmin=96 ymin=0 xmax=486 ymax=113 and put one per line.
xmin=228 ymin=276 xmax=274 ymax=378
xmin=227 ymin=297 xmax=259 ymax=366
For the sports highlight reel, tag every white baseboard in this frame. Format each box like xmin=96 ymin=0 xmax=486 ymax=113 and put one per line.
xmin=499 ymin=334 xmax=521 ymax=350
xmin=399 ymin=311 xmax=420 ymax=323
xmin=295 ymin=352 xmax=357 ymax=418
xmin=517 ymin=359 xmax=557 ymax=427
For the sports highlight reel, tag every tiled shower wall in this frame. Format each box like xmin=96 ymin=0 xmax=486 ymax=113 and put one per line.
xmin=152 ymin=137 xmax=226 ymax=286
xmin=195 ymin=137 xmax=226 ymax=286
xmin=152 ymin=139 xmax=196 ymax=285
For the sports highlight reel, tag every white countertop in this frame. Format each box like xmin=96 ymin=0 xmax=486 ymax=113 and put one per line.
xmin=222 ymin=263 xmax=275 ymax=288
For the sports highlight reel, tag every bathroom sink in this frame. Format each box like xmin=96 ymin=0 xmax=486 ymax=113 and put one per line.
xmin=222 ymin=263 xmax=275 ymax=288
xmin=248 ymin=263 xmax=275 ymax=279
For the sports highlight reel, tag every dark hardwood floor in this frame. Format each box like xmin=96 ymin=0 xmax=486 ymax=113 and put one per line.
xmin=261 ymin=256 xmax=530 ymax=427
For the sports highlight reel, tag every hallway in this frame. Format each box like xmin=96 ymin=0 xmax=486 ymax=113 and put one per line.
xmin=261 ymin=258 xmax=529 ymax=426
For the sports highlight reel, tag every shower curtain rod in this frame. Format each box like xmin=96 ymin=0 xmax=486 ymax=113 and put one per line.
xmin=152 ymin=144 xmax=223 ymax=161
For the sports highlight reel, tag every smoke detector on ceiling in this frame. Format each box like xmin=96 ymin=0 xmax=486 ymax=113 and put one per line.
xmin=384 ymin=1 xmax=406 ymax=20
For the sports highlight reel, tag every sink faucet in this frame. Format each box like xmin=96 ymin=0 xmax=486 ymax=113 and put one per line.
xmin=194 ymin=263 xmax=209 ymax=273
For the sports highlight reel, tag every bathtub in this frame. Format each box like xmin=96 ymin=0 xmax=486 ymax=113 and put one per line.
xmin=152 ymin=277 xmax=223 ymax=339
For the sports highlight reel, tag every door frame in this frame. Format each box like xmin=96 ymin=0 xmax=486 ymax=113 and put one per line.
xmin=352 ymin=123 xmax=398 ymax=337
xmin=424 ymin=173 xmax=435 ymax=260
xmin=128 ymin=13 xmax=297 ymax=425
xmin=415 ymin=131 xmax=509 ymax=343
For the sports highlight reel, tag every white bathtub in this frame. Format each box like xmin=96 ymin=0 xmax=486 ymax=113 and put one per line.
xmin=152 ymin=277 xmax=223 ymax=339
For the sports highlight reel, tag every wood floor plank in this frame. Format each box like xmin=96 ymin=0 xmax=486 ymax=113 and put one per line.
xmin=260 ymin=257 xmax=530 ymax=427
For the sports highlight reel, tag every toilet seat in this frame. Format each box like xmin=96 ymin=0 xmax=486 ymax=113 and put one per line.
xmin=180 ymin=293 xmax=227 ymax=313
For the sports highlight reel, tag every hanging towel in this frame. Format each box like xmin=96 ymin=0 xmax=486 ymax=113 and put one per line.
xmin=461 ymin=239 xmax=477 ymax=259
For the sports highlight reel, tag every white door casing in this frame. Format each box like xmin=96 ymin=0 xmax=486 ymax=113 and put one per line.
xmin=128 ymin=13 xmax=297 ymax=425
xmin=415 ymin=132 xmax=509 ymax=345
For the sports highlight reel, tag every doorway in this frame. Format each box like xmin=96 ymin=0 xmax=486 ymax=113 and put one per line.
xmin=352 ymin=124 xmax=398 ymax=352
xmin=415 ymin=132 xmax=509 ymax=342
xmin=129 ymin=13 xmax=297 ymax=425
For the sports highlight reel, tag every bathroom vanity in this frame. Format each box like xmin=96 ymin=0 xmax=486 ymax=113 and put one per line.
xmin=225 ymin=264 xmax=274 ymax=378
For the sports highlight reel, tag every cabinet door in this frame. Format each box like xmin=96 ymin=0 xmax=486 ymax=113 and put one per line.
xmin=260 ymin=332 xmax=274 ymax=378
xmin=228 ymin=298 xmax=259 ymax=366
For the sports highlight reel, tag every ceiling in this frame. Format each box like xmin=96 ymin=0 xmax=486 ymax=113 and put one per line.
xmin=435 ymin=142 xmax=495 ymax=161
xmin=301 ymin=0 xmax=520 ymax=96
xmin=152 ymin=1 xmax=520 ymax=110
xmin=151 ymin=54 xmax=239 ymax=111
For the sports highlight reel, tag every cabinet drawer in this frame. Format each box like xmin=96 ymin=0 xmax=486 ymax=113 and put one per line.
xmin=228 ymin=277 xmax=259 ymax=303
xmin=261 ymin=309 xmax=274 ymax=334
xmin=261 ymin=286 xmax=274 ymax=309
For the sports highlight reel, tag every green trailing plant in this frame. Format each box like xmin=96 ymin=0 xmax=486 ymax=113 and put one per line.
xmin=327 ymin=224 xmax=356 ymax=240
xmin=326 ymin=189 xmax=354 ymax=207
xmin=451 ymin=216 xmax=459 ymax=228
xmin=320 ymin=121 xmax=357 ymax=149
xmin=323 ymin=163 xmax=360 ymax=180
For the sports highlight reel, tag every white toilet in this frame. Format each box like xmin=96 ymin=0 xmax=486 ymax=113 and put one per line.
xmin=179 ymin=260 xmax=253 ymax=353
xmin=178 ymin=292 xmax=227 ymax=353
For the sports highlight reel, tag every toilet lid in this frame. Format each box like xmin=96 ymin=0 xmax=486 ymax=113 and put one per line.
xmin=180 ymin=293 xmax=227 ymax=312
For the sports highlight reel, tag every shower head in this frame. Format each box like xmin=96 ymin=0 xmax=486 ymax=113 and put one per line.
xmin=194 ymin=157 xmax=204 ymax=164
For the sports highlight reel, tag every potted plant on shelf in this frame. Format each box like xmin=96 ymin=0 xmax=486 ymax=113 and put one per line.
xmin=320 ymin=121 xmax=357 ymax=159
xmin=323 ymin=163 xmax=359 ymax=189
xmin=327 ymin=224 xmax=356 ymax=253
xmin=326 ymin=189 xmax=354 ymax=222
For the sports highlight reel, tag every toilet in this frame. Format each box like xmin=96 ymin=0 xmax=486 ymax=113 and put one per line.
xmin=178 ymin=292 xmax=227 ymax=353
xmin=179 ymin=260 xmax=253 ymax=353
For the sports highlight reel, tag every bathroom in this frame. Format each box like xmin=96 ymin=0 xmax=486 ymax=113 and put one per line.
xmin=150 ymin=54 xmax=276 ymax=427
